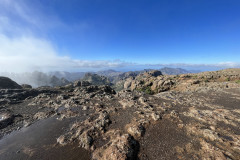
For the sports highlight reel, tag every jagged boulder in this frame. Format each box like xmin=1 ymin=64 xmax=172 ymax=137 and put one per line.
xmin=126 ymin=123 xmax=145 ymax=139
xmin=93 ymin=131 xmax=138 ymax=160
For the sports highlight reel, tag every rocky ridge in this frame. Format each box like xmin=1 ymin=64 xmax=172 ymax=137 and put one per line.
xmin=0 ymin=69 xmax=240 ymax=160
xmin=122 ymin=68 xmax=240 ymax=94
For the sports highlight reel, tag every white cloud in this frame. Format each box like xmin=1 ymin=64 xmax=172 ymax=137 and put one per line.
xmin=0 ymin=34 xmax=134 ymax=72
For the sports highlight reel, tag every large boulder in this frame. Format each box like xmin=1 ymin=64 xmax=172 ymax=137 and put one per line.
xmin=0 ymin=112 xmax=14 ymax=129
xmin=0 ymin=77 xmax=22 ymax=89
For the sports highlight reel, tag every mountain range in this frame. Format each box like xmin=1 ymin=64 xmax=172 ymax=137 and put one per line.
xmin=0 ymin=67 xmax=199 ymax=88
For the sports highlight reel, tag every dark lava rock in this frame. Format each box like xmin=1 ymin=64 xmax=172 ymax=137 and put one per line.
xmin=0 ymin=112 xmax=14 ymax=129
xmin=0 ymin=77 xmax=22 ymax=89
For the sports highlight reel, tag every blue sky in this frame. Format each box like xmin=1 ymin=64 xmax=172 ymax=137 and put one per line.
xmin=0 ymin=0 xmax=240 ymax=72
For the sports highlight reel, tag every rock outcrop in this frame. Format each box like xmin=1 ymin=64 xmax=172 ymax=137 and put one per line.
xmin=121 ymin=68 xmax=240 ymax=94
xmin=0 ymin=77 xmax=22 ymax=89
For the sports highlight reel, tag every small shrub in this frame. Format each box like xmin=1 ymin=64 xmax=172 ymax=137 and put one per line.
xmin=225 ymin=77 xmax=230 ymax=81
xmin=235 ymin=80 xmax=240 ymax=84
xmin=193 ymin=75 xmax=198 ymax=79
xmin=136 ymin=86 xmax=154 ymax=95
xmin=144 ymin=86 xmax=153 ymax=95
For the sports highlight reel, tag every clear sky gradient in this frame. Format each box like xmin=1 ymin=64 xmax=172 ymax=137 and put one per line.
xmin=0 ymin=0 xmax=240 ymax=72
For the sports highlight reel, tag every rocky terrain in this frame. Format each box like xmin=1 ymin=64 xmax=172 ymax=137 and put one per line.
xmin=96 ymin=68 xmax=195 ymax=86
xmin=122 ymin=68 xmax=240 ymax=94
xmin=0 ymin=68 xmax=196 ymax=89
xmin=0 ymin=68 xmax=240 ymax=160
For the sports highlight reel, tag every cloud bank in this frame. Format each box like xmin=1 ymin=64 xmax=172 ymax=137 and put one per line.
xmin=0 ymin=34 xmax=135 ymax=72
